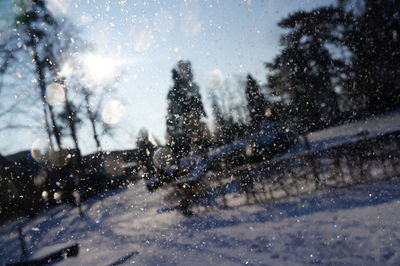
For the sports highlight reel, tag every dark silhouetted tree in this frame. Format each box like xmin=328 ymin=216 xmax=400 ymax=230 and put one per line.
xmin=245 ymin=74 xmax=267 ymax=125
xmin=81 ymin=88 xmax=116 ymax=151
xmin=266 ymin=6 xmax=345 ymax=133
xmin=12 ymin=0 xmax=67 ymax=149
xmin=56 ymin=83 xmax=83 ymax=158
xmin=266 ymin=0 xmax=400 ymax=131
xmin=341 ymin=0 xmax=400 ymax=115
xmin=166 ymin=60 xmax=207 ymax=158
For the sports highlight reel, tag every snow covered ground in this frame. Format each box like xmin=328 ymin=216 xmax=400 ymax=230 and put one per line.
xmin=306 ymin=110 xmax=400 ymax=144
xmin=1 ymin=177 xmax=399 ymax=265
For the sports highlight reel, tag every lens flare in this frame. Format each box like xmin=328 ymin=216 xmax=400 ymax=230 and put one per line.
xmin=102 ymin=99 xmax=124 ymax=125
xmin=153 ymin=147 xmax=174 ymax=170
xmin=54 ymin=191 xmax=62 ymax=201
xmin=41 ymin=191 xmax=49 ymax=201
xmin=34 ymin=169 xmax=47 ymax=186
xmin=31 ymin=138 xmax=50 ymax=163
xmin=46 ymin=83 xmax=66 ymax=106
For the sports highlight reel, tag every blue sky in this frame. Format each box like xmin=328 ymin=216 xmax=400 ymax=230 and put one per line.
xmin=0 ymin=0 xmax=334 ymax=155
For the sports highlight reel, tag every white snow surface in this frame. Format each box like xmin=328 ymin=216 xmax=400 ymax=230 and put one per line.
xmin=307 ymin=110 xmax=400 ymax=144
xmin=1 ymin=177 xmax=400 ymax=266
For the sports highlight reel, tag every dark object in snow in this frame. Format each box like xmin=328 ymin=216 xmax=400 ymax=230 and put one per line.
xmin=108 ymin=251 xmax=139 ymax=266
xmin=17 ymin=227 xmax=28 ymax=258
xmin=7 ymin=243 xmax=79 ymax=266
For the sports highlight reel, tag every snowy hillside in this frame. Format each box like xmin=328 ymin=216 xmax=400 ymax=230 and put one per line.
xmin=306 ymin=110 xmax=400 ymax=149
xmin=1 ymin=177 xmax=399 ymax=265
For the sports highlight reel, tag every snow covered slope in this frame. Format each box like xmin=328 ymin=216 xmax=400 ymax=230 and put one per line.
xmin=1 ymin=177 xmax=399 ymax=265
xmin=307 ymin=110 xmax=400 ymax=145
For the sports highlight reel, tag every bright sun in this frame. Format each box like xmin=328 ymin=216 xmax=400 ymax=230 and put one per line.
xmin=83 ymin=53 xmax=119 ymax=89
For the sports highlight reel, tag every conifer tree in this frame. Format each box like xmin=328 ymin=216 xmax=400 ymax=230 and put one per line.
xmin=166 ymin=60 xmax=206 ymax=158
xmin=266 ymin=7 xmax=344 ymax=132
xmin=245 ymin=74 xmax=267 ymax=126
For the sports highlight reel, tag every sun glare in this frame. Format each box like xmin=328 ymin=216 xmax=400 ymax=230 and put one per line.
xmin=83 ymin=53 xmax=119 ymax=89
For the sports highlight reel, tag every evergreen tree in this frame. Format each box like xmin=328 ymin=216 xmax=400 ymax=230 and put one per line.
xmin=166 ymin=60 xmax=206 ymax=158
xmin=245 ymin=74 xmax=267 ymax=125
xmin=266 ymin=6 xmax=345 ymax=133
xmin=266 ymin=0 xmax=399 ymax=130
xmin=341 ymin=0 xmax=400 ymax=115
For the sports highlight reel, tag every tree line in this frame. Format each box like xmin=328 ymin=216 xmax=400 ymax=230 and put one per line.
xmin=1 ymin=0 xmax=398 ymax=161
xmin=161 ymin=0 xmax=400 ymax=162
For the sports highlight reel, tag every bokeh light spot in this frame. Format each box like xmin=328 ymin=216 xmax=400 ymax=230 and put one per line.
xmin=102 ymin=99 xmax=124 ymax=125
xmin=46 ymin=83 xmax=66 ymax=106
xmin=31 ymin=138 xmax=50 ymax=163
xmin=41 ymin=191 xmax=49 ymax=201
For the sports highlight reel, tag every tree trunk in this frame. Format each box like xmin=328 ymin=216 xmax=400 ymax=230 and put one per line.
xmin=29 ymin=31 xmax=62 ymax=150
xmin=48 ymin=103 xmax=63 ymax=150
xmin=62 ymin=84 xmax=82 ymax=162
xmin=84 ymin=92 xmax=102 ymax=150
